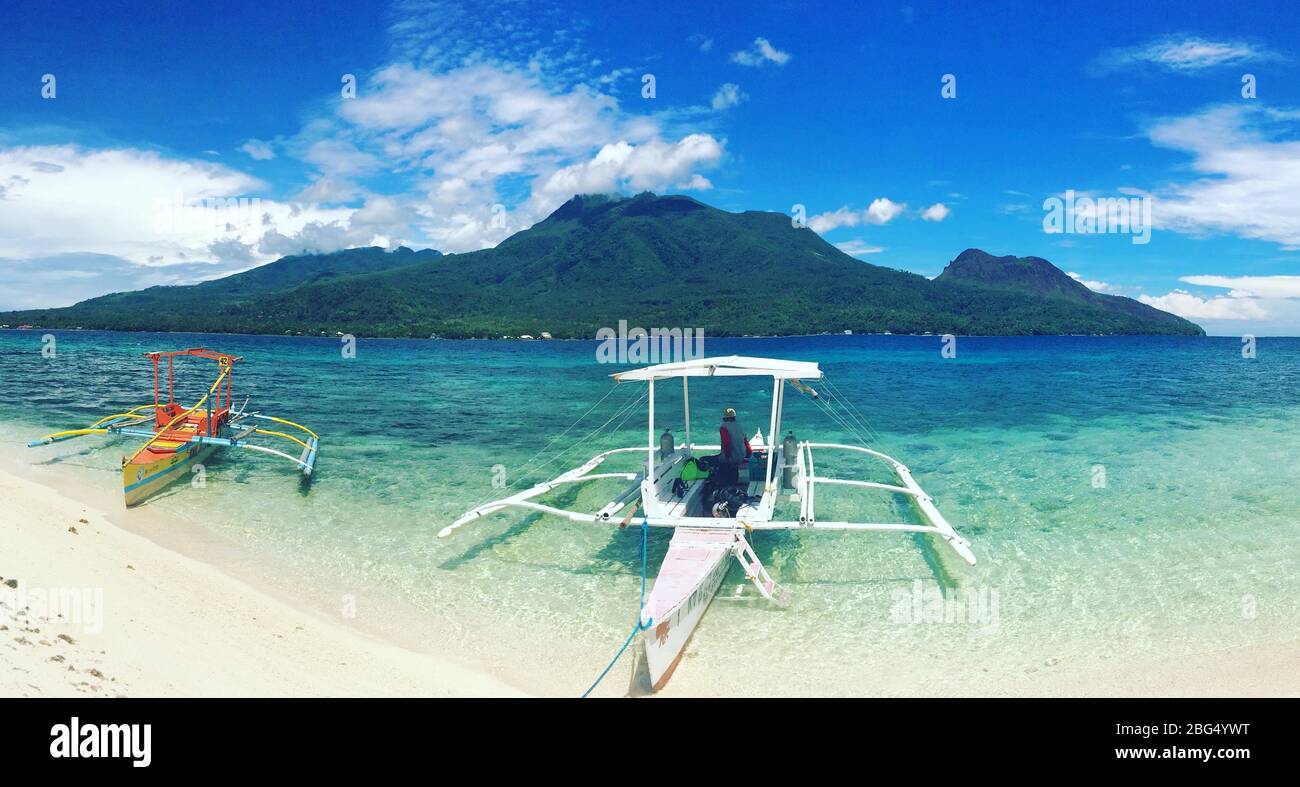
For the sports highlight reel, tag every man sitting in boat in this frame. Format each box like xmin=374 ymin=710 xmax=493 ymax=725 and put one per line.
xmin=709 ymin=407 xmax=751 ymax=485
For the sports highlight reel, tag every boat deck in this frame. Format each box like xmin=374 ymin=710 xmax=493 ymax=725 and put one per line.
xmin=646 ymin=527 xmax=738 ymax=623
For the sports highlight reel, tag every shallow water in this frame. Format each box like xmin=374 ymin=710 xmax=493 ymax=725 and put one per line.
xmin=2 ymin=330 xmax=1297 ymax=695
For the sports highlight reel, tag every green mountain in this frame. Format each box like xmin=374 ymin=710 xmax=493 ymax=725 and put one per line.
xmin=934 ymin=248 xmax=1197 ymax=332
xmin=937 ymin=249 xmax=1097 ymax=297
xmin=1 ymin=246 xmax=442 ymax=334
xmin=0 ymin=193 xmax=1203 ymax=337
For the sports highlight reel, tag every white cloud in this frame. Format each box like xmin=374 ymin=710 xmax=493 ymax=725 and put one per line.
xmin=384 ymin=0 xmax=615 ymax=91
xmin=303 ymin=139 xmax=382 ymax=178
xmin=1145 ymin=105 xmax=1300 ymax=248
xmin=866 ymin=198 xmax=906 ymax=224
xmin=1 ymin=5 xmax=733 ymax=303
xmin=689 ymin=34 xmax=714 ymax=53
xmin=678 ymin=173 xmax=713 ymax=190
xmin=1092 ymin=35 xmax=1279 ymax=74
xmin=808 ymin=199 xmax=906 ymax=233
xmin=920 ymin=202 xmax=950 ymax=222
xmin=808 ymin=207 xmax=860 ymax=234
xmin=1066 ymin=271 xmax=1122 ymax=294
xmin=0 ymin=253 xmax=254 ymax=310
xmin=1139 ymin=289 xmax=1268 ymax=320
xmin=1180 ymin=274 xmax=1300 ymax=299
xmin=323 ymin=62 xmax=724 ymax=250
xmin=238 ymin=139 xmax=275 ymax=160
xmin=1138 ymin=274 xmax=1300 ymax=333
xmin=731 ymin=37 xmax=791 ymax=67
xmin=711 ymin=83 xmax=746 ymax=111
xmin=0 ymin=144 xmax=410 ymax=303
xmin=834 ymin=240 xmax=885 ymax=259
xmin=534 ymin=134 xmax=723 ymax=206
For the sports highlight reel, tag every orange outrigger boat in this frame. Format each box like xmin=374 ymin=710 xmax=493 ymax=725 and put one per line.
xmin=29 ymin=348 xmax=318 ymax=506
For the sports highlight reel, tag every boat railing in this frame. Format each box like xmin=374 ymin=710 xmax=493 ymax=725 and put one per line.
xmin=796 ymin=441 xmax=976 ymax=565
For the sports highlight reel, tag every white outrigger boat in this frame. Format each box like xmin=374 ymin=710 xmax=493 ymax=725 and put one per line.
xmin=441 ymin=356 xmax=976 ymax=692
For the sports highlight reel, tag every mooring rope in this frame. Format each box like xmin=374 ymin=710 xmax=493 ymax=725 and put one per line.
xmin=580 ymin=520 xmax=653 ymax=698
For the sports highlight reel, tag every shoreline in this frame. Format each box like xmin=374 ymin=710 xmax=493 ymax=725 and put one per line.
xmin=0 ymin=462 xmax=526 ymax=698
xmin=0 ymin=327 xmax=1224 ymax=340
xmin=3 ymin=417 xmax=1298 ymax=698
xmin=4 ymin=455 xmax=1298 ymax=698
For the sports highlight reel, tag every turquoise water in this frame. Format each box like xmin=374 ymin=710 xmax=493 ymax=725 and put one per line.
xmin=2 ymin=330 xmax=1298 ymax=695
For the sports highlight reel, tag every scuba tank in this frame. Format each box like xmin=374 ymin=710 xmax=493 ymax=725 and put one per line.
xmin=659 ymin=428 xmax=674 ymax=460
xmin=781 ymin=430 xmax=798 ymax=489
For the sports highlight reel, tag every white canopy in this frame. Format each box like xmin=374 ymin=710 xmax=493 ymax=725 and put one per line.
xmin=611 ymin=355 xmax=822 ymax=382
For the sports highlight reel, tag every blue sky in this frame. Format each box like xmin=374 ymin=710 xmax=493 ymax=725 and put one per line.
xmin=3 ymin=0 xmax=1299 ymax=333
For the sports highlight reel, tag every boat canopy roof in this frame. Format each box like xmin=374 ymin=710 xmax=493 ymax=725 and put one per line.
xmin=611 ymin=355 xmax=822 ymax=382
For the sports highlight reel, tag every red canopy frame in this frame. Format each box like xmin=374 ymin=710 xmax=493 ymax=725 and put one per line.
xmin=144 ymin=348 xmax=242 ymax=436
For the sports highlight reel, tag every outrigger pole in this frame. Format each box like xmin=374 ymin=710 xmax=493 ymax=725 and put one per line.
xmin=28 ymin=348 xmax=320 ymax=506
xmin=443 ymin=355 xmax=978 ymax=692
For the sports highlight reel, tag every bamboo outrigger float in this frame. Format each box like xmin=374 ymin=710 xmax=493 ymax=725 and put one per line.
xmin=28 ymin=348 xmax=319 ymax=506
xmin=442 ymin=356 xmax=976 ymax=692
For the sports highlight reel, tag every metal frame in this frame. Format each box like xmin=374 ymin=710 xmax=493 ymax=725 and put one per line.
xmin=27 ymin=348 xmax=320 ymax=504
xmin=441 ymin=355 xmax=977 ymax=692
xmin=441 ymin=438 xmax=973 ymax=565
xmin=443 ymin=355 xmax=973 ymax=566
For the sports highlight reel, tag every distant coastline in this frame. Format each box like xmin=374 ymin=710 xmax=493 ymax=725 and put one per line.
xmin=0 ymin=196 xmax=1205 ymax=339
xmin=0 ymin=325 xmax=1233 ymax=340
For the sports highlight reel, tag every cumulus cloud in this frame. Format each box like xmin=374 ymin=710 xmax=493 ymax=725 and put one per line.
xmin=238 ymin=139 xmax=275 ymax=160
xmin=809 ymin=199 xmax=906 ymax=233
xmin=1139 ymin=289 xmax=1268 ymax=320
xmin=1066 ymin=271 xmax=1122 ymax=294
xmin=920 ymin=202 xmax=950 ymax=222
xmin=324 ymin=62 xmax=724 ymax=250
xmin=534 ymin=134 xmax=723 ymax=206
xmin=865 ymin=198 xmax=906 ymax=224
xmin=1092 ymin=35 xmax=1279 ymax=74
xmin=834 ymin=240 xmax=886 ymax=259
xmin=1139 ymin=274 xmax=1300 ymax=333
xmin=1180 ymin=274 xmax=1300 ymax=299
xmin=711 ymin=83 xmax=746 ymax=111
xmin=0 ymin=145 xmax=407 ymax=293
xmin=731 ymin=37 xmax=791 ymax=67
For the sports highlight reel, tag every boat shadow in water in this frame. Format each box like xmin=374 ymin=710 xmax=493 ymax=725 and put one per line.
xmin=26 ymin=440 xmax=113 ymax=467
xmin=438 ymin=482 xmax=656 ymax=573
xmin=436 ymin=507 xmax=548 ymax=571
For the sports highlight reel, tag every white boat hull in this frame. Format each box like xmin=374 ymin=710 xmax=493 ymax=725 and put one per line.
xmin=641 ymin=528 xmax=737 ymax=690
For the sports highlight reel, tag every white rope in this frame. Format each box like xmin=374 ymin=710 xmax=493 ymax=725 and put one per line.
xmin=792 ymin=374 xmax=904 ymax=468
xmin=518 ymin=386 xmax=648 ymax=483
xmin=458 ymin=382 xmax=641 ymax=516
xmin=506 ymin=382 xmax=626 ymax=483
xmin=821 ymin=375 xmax=890 ymax=449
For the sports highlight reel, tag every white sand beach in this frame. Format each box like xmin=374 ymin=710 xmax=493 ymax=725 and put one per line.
xmin=0 ymin=465 xmax=524 ymax=698
xmin=2 ymin=458 xmax=1296 ymax=698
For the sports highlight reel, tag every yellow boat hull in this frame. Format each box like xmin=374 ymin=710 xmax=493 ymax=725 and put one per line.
xmin=122 ymin=442 xmax=219 ymax=507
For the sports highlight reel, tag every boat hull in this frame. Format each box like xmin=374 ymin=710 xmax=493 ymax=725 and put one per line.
xmin=642 ymin=528 xmax=736 ymax=691
xmin=122 ymin=441 xmax=219 ymax=506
